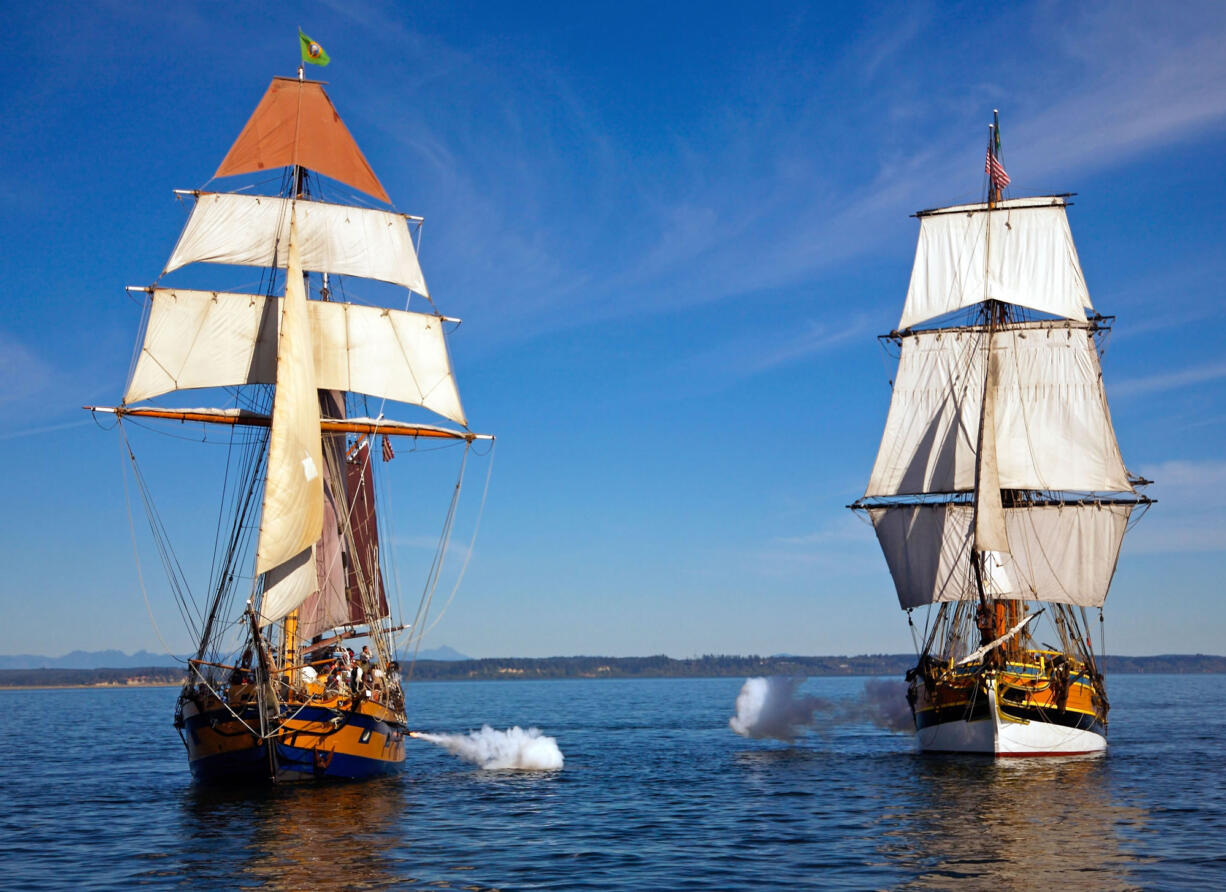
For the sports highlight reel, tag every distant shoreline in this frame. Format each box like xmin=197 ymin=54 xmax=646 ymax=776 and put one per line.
xmin=3 ymin=653 xmax=1224 ymax=688
xmin=0 ymin=682 xmax=181 ymax=691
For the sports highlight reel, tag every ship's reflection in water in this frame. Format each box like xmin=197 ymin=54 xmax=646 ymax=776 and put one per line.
xmin=883 ymin=754 xmax=1149 ymax=889
xmin=179 ymin=777 xmax=494 ymax=891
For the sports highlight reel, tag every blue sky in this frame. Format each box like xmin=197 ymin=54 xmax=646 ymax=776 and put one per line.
xmin=2 ymin=1 xmax=1223 ymax=659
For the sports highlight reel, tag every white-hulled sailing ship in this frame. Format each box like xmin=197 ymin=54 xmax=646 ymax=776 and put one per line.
xmin=851 ymin=115 xmax=1151 ymax=755
xmin=88 ymin=71 xmax=491 ymax=782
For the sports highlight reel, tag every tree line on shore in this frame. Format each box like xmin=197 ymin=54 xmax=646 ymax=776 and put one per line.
xmin=3 ymin=652 xmax=1224 ymax=687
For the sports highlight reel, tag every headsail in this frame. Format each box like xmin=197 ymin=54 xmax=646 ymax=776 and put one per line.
xmin=256 ymin=212 xmax=325 ymax=626
xmin=973 ymin=332 xmax=1010 ymax=555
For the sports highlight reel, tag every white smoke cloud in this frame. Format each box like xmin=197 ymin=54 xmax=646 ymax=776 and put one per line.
xmin=729 ymin=677 xmax=830 ymax=742
xmin=730 ymin=676 xmax=913 ymax=741
xmin=411 ymin=725 xmax=564 ymax=770
xmin=861 ymin=679 xmax=913 ymax=733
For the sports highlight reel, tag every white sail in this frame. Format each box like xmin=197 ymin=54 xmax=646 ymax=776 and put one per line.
xmin=865 ymin=325 xmax=1133 ymax=496
xmin=973 ymin=334 xmax=1010 ymax=554
xmin=124 ymin=289 xmax=466 ymax=426
xmin=313 ymin=297 xmax=466 ymax=426
xmin=164 ymin=193 xmax=430 ymax=297
xmin=868 ymin=502 xmax=1133 ymax=608
xmin=255 ymin=212 xmax=324 ymax=626
xmin=259 ymin=546 xmax=317 ymax=628
xmin=900 ymin=197 xmax=1091 ymax=330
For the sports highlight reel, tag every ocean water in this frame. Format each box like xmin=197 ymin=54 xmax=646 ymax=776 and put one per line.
xmin=2 ymin=675 xmax=1224 ymax=890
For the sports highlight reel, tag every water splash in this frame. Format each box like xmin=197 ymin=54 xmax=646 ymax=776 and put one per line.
xmin=729 ymin=677 xmax=913 ymax=741
xmin=410 ymin=725 xmax=564 ymax=770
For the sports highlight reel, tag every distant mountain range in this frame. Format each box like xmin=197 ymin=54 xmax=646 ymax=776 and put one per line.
xmin=0 ymin=645 xmax=471 ymax=669
xmin=3 ymin=649 xmax=1223 ymax=678
xmin=0 ymin=650 xmax=182 ymax=669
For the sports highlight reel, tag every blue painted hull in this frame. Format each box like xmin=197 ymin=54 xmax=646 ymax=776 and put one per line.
xmin=180 ymin=701 xmax=407 ymax=785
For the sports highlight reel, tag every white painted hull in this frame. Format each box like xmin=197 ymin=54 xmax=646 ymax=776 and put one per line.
xmin=916 ymin=677 xmax=1107 ymax=757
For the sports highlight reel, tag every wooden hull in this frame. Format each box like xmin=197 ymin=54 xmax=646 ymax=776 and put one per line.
xmin=178 ymin=694 xmax=407 ymax=784
xmin=911 ymin=654 xmax=1107 ymax=756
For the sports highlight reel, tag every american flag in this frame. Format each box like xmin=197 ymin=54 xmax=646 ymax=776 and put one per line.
xmin=381 ymin=434 xmax=395 ymax=462
xmin=985 ymin=141 xmax=1010 ymax=191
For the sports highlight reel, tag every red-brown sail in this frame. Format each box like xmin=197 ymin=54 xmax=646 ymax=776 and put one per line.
xmin=345 ymin=440 xmax=389 ymax=623
xmin=214 ymin=77 xmax=391 ymax=204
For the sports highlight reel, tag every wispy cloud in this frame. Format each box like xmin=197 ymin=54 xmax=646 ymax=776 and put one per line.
xmin=1112 ymin=361 xmax=1226 ymax=398
xmin=751 ymin=511 xmax=885 ymax=577
xmin=662 ymin=316 xmax=874 ymax=392
xmin=0 ymin=330 xmax=56 ymax=407
xmin=313 ymin=3 xmax=1226 ymax=357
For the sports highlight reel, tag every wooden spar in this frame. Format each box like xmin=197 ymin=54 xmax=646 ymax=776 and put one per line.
xmin=171 ymin=189 xmax=425 ymax=223
xmin=302 ymin=623 xmax=410 ymax=656
xmin=85 ymin=405 xmax=493 ymax=441
xmin=911 ymin=194 xmax=1075 ymax=218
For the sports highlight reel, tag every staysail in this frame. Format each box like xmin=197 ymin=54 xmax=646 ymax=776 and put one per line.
xmin=256 ymin=212 xmax=325 ymax=626
xmin=345 ymin=440 xmax=389 ymax=624
xmin=296 ymin=391 xmax=351 ymax=642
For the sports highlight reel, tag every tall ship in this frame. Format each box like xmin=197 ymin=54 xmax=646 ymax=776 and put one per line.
xmin=88 ymin=69 xmax=491 ymax=782
xmin=851 ymin=115 xmax=1151 ymax=755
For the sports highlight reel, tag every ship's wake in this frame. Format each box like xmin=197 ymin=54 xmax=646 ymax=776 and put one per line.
xmin=729 ymin=676 xmax=911 ymax=741
xmin=410 ymin=725 xmax=564 ymax=770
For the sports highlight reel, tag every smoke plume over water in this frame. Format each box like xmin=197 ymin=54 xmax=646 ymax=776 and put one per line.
xmin=729 ymin=677 xmax=912 ymax=741
xmin=411 ymin=725 xmax=564 ymax=770
xmin=729 ymin=677 xmax=830 ymax=741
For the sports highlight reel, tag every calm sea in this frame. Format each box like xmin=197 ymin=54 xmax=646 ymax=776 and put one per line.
xmin=2 ymin=675 xmax=1224 ymax=890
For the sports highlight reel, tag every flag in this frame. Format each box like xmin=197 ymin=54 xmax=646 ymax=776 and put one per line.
xmin=985 ymin=130 xmax=1010 ymax=191
xmin=299 ymin=28 xmax=330 ymax=66
xmin=381 ymin=434 xmax=395 ymax=462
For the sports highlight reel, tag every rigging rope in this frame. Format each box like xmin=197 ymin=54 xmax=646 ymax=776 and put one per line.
xmin=117 ymin=421 xmax=186 ymax=665
xmin=403 ymin=438 xmax=496 ymax=656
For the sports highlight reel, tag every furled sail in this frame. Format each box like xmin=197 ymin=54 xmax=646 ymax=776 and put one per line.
xmin=256 ymin=213 xmax=325 ymax=626
xmin=214 ymin=77 xmax=391 ymax=204
xmin=864 ymin=324 xmax=1133 ymax=496
xmin=164 ymin=193 xmax=429 ymax=297
xmin=123 ymin=288 xmax=466 ymax=425
xmin=868 ymin=503 xmax=1133 ymax=608
xmin=899 ymin=197 xmax=1091 ymax=330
